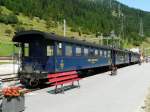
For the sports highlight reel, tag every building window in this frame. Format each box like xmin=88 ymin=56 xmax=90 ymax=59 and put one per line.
xmin=76 ymin=46 xmax=81 ymax=56
xmin=84 ymin=48 xmax=89 ymax=56
xmin=24 ymin=43 xmax=29 ymax=57
xmin=65 ymin=45 xmax=72 ymax=56
xmin=56 ymin=42 xmax=62 ymax=56
xmin=47 ymin=45 xmax=53 ymax=56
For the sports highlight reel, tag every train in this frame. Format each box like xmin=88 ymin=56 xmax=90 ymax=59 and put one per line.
xmin=12 ymin=30 xmax=140 ymax=87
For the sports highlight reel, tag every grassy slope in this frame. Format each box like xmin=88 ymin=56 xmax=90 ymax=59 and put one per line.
xmin=0 ymin=6 xmax=99 ymax=56
xmin=0 ymin=6 xmax=150 ymax=56
xmin=141 ymin=38 xmax=150 ymax=56
xmin=0 ymin=6 xmax=97 ymax=38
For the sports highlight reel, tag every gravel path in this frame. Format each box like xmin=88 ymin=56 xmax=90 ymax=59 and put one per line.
xmin=23 ymin=63 xmax=150 ymax=112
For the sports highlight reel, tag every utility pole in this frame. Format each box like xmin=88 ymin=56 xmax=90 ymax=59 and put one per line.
xmin=120 ymin=13 xmax=125 ymax=39
xmin=118 ymin=4 xmax=121 ymax=18
xmin=109 ymin=0 xmax=112 ymax=8
xmin=111 ymin=31 xmax=115 ymax=48
xmin=98 ymin=33 xmax=103 ymax=46
xmin=12 ymin=44 xmax=15 ymax=74
xmin=63 ymin=19 xmax=66 ymax=37
xmin=139 ymin=17 xmax=144 ymax=37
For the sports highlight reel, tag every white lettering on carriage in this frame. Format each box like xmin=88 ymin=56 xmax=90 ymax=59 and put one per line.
xmin=88 ymin=58 xmax=98 ymax=64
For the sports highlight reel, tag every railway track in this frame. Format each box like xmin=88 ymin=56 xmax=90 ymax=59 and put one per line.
xmin=0 ymin=74 xmax=18 ymax=82
xmin=0 ymin=67 xmax=110 ymax=99
xmin=0 ymin=73 xmax=46 ymax=98
xmin=0 ymin=74 xmax=40 ymax=99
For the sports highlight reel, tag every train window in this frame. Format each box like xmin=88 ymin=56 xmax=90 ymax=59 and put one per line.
xmin=76 ymin=47 xmax=82 ymax=56
xmin=108 ymin=51 xmax=111 ymax=58
xmin=90 ymin=48 xmax=94 ymax=56
xmin=24 ymin=43 xmax=29 ymax=57
xmin=104 ymin=51 xmax=107 ymax=57
xmin=56 ymin=42 xmax=62 ymax=56
xmin=99 ymin=50 xmax=103 ymax=56
xmin=84 ymin=48 xmax=89 ymax=56
xmin=47 ymin=45 xmax=53 ymax=56
xmin=65 ymin=45 xmax=72 ymax=56
xmin=95 ymin=49 xmax=98 ymax=56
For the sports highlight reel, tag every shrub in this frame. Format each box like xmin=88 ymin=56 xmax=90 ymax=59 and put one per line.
xmin=5 ymin=29 xmax=12 ymax=36
xmin=0 ymin=14 xmax=18 ymax=24
xmin=15 ymin=25 xmax=25 ymax=32
xmin=7 ymin=14 xmax=18 ymax=24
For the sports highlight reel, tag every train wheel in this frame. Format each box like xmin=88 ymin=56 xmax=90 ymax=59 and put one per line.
xmin=19 ymin=75 xmax=27 ymax=85
xmin=29 ymin=78 xmax=39 ymax=88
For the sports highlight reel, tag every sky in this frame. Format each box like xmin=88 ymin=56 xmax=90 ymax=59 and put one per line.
xmin=117 ymin=0 xmax=150 ymax=12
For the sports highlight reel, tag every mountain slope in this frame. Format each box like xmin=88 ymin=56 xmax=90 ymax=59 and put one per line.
xmin=0 ymin=0 xmax=150 ymax=47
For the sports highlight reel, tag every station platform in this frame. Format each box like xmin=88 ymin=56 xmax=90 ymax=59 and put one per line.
xmin=23 ymin=63 xmax=150 ymax=112
xmin=0 ymin=64 xmax=18 ymax=75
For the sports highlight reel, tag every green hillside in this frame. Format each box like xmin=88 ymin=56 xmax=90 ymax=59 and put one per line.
xmin=0 ymin=0 xmax=150 ymax=56
xmin=0 ymin=6 xmax=95 ymax=56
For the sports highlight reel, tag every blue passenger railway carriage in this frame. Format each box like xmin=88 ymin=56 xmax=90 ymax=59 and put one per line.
xmin=12 ymin=30 xmax=140 ymax=87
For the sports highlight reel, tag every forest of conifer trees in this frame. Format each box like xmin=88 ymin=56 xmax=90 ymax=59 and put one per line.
xmin=0 ymin=0 xmax=150 ymax=46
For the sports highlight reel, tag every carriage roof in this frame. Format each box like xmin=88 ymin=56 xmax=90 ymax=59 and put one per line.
xmin=13 ymin=30 xmax=132 ymax=53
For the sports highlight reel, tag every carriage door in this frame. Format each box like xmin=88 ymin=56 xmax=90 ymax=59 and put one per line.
xmin=111 ymin=50 xmax=116 ymax=65
xmin=30 ymin=41 xmax=46 ymax=58
xmin=46 ymin=42 xmax=55 ymax=72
